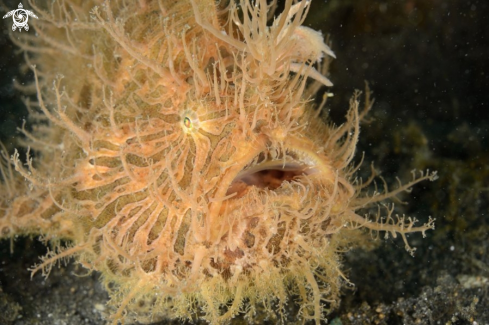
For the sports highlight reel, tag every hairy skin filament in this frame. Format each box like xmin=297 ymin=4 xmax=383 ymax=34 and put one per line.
xmin=0 ymin=0 xmax=437 ymax=324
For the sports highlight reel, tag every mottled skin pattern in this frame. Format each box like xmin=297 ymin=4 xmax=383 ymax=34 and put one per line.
xmin=0 ymin=0 xmax=437 ymax=324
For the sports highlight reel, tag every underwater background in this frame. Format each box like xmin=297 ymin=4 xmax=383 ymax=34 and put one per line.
xmin=0 ymin=0 xmax=487 ymax=324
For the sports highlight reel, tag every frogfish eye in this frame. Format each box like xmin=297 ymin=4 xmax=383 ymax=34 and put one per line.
xmin=181 ymin=110 xmax=199 ymax=133
xmin=183 ymin=116 xmax=192 ymax=128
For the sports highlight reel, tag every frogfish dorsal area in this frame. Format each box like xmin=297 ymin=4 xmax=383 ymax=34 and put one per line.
xmin=0 ymin=0 xmax=437 ymax=324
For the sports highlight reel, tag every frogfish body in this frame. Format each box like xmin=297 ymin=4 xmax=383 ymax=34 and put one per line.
xmin=0 ymin=0 xmax=436 ymax=323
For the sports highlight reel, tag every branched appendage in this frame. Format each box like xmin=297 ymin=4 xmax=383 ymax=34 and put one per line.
xmin=29 ymin=244 xmax=87 ymax=278
xmin=348 ymin=169 xmax=438 ymax=255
